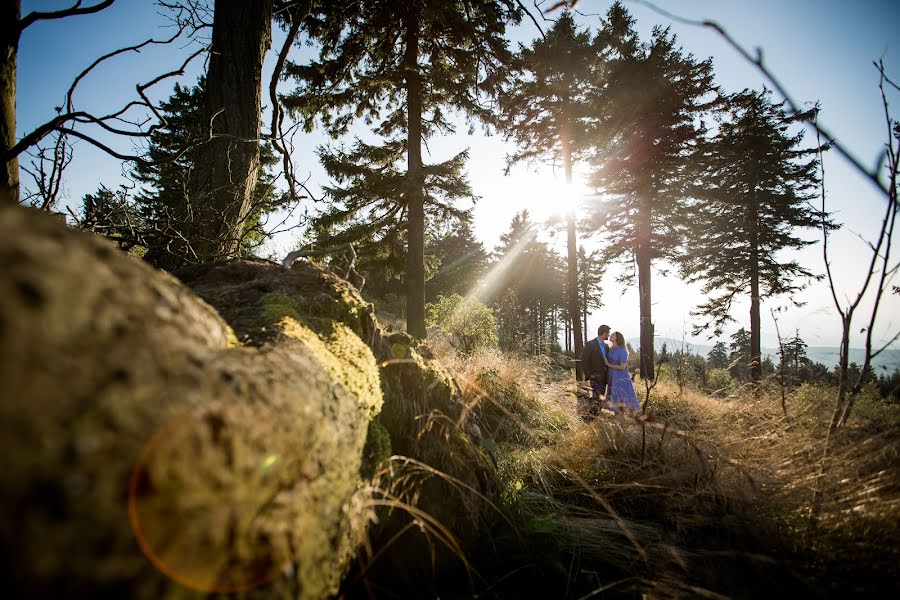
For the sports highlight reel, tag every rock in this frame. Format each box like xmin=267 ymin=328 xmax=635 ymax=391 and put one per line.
xmin=0 ymin=206 xmax=381 ymax=599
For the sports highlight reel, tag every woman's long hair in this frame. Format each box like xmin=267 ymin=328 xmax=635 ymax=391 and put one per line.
xmin=613 ymin=331 xmax=626 ymax=350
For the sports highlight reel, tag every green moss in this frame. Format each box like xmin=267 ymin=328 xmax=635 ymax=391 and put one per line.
xmin=361 ymin=419 xmax=392 ymax=478
xmin=225 ymin=325 xmax=241 ymax=348
xmin=259 ymin=292 xmax=381 ymax=417
xmin=279 ymin=316 xmax=382 ymax=418
xmin=260 ymin=288 xmax=364 ymax=336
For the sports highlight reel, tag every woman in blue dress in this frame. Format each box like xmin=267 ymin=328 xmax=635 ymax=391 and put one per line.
xmin=604 ymin=332 xmax=640 ymax=413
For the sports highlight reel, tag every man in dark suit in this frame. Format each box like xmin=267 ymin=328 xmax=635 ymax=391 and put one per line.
xmin=580 ymin=325 xmax=611 ymax=412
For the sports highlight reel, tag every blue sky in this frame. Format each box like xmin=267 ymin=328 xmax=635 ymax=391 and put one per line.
xmin=16 ymin=0 xmax=900 ymax=356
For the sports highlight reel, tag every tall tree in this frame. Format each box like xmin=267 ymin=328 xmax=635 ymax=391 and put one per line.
xmin=284 ymin=0 xmax=520 ymax=338
xmin=170 ymin=0 xmax=272 ymax=267
xmin=728 ymin=327 xmax=752 ymax=381
xmin=427 ymin=216 xmax=489 ymax=300
xmin=577 ymin=246 xmax=605 ymax=342
xmin=589 ymin=3 xmax=718 ymax=379
xmin=502 ymin=11 xmax=598 ymax=374
xmin=706 ymin=341 xmax=728 ymax=369
xmin=2 ymin=0 xmax=116 ymax=205
xmin=679 ymin=89 xmax=822 ymax=382
xmin=135 ymin=80 xmax=280 ymax=261
xmin=308 ymin=139 xmax=472 ymax=299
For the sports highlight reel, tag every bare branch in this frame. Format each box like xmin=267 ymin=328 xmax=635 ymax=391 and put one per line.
xmin=18 ymin=0 xmax=115 ymax=33
xmin=628 ymin=0 xmax=894 ymax=201
xmin=268 ymin=3 xmax=306 ymax=201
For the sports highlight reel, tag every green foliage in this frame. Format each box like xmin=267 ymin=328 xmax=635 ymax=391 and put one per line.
xmin=849 ymin=381 xmax=900 ymax=430
xmin=589 ymin=4 xmax=718 ymax=279
xmin=309 ymin=139 xmax=472 ymax=294
xmin=679 ymin=88 xmax=825 ymax=337
xmin=427 ymin=293 xmax=498 ymax=353
xmin=705 ymin=368 xmax=735 ymax=397
xmin=502 ymin=10 xmax=597 ymax=170
xmin=426 ymin=217 xmax=490 ymax=301
xmin=132 ymin=79 xmax=281 ymax=259
xmin=78 ymin=185 xmax=144 ymax=253
xmin=706 ymin=341 xmax=729 ymax=369
xmin=489 ymin=211 xmax=568 ymax=354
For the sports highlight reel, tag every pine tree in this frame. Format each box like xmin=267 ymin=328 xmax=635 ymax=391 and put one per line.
xmin=502 ymin=11 xmax=598 ymax=371
xmin=79 ymin=185 xmax=143 ymax=251
xmin=578 ymin=246 xmax=605 ymax=341
xmin=490 ymin=210 xmax=565 ymax=354
xmin=589 ymin=3 xmax=718 ymax=379
xmin=426 ymin=216 xmax=489 ymax=300
xmin=679 ymin=88 xmax=823 ymax=382
xmin=308 ymin=139 xmax=472 ymax=297
xmin=729 ymin=328 xmax=752 ymax=381
xmin=134 ymin=80 xmax=279 ymax=261
xmin=706 ymin=341 xmax=729 ymax=369
xmin=284 ymin=0 xmax=521 ymax=338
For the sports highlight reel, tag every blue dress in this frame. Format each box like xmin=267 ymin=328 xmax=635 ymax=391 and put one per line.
xmin=606 ymin=346 xmax=640 ymax=412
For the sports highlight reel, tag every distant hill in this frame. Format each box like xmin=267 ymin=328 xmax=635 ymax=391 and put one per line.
xmin=653 ymin=337 xmax=900 ymax=375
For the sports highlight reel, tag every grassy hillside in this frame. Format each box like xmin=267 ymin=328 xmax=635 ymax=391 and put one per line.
xmin=348 ymin=347 xmax=900 ymax=598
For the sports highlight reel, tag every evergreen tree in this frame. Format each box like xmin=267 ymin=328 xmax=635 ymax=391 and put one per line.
xmin=284 ymin=0 xmax=521 ymax=338
xmin=490 ymin=210 xmax=565 ymax=354
xmin=728 ymin=328 xmax=752 ymax=381
xmin=779 ymin=330 xmax=811 ymax=387
xmin=134 ymin=80 xmax=280 ymax=261
xmin=679 ymin=88 xmax=823 ymax=382
xmin=589 ymin=3 xmax=718 ymax=378
xmin=308 ymin=139 xmax=471 ymax=298
xmin=426 ymin=216 xmax=489 ymax=300
xmin=502 ymin=11 xmax=598 ymax=372
xmin=706 ymin=341 xmax=728 ymax=369
xmin=79 ymin=185 xmax=143 ymax=251
xmin=578 ymin=246 xmax=605 ymax=341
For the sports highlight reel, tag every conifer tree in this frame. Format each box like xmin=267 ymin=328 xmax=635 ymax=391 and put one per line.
xmin=706 ymin=341 xmax=728 ymax=369
xmin=134 ymin=81 xmax=279 ymax=261
xmin=577 ymin=246 xmax=605 ymax=341
xmin=589 ymin=3 xmax=718 ymax=379
xmin=679 ymin=89 xmax=823 ymax=382
xmin=427 ymin=216 xmax=489 ymax=300
xmin=502 ymin=11 xmax=598 ymax=371
xmin=308 ymin=139 xmax=472 ymax=297
xmin=729 ymin=327 xmax=751 ymax=381
xmin=284 ymin=0 xmax=520 ymax=338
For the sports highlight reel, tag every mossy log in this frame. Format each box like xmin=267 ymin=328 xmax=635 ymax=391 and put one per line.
xmin=0 ymin=206 xmax=381 ymax=598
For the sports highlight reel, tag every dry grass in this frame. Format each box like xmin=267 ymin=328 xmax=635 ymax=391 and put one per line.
xmin=434 ymin=348 xmax=900 ymax=597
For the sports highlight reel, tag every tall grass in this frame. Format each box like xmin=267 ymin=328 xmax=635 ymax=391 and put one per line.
xmin=437 ymin=348 xmax=900 ymax=597
xmin=344 ymin=343 xmax=898 ymax=597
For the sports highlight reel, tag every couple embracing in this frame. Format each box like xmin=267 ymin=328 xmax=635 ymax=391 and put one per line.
xmin=579 ymin=324 xmax=640 ymax=414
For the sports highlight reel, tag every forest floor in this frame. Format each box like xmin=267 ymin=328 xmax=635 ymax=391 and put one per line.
xmin=350 ymin=346 xmax=900 ymax=599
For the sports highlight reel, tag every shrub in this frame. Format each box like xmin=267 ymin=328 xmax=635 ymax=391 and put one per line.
xmin=705 ymin=367 xmax=734 ymax=397
xmin=426 ymin=294 xmax=498 ymax=353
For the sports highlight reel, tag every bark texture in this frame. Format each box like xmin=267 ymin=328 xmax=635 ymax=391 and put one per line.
xmin=404 ymin=9 xmax=426 ymax=339
xmin=0 ymin=205 xmax=381 ymax=599
xmin=562 ymin=131 xmax=583 ymax=379
xmin=181 ymin=0 xmax=272 ymax=264
xmin=1 ymin=0 xmax=20 ymax=205
xmin=637 ymin=200 xmax=654 ymax=380
xmin=0 ymin=205 xmax=500 ymax=598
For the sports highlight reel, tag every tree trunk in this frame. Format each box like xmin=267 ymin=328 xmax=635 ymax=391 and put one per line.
xmin=562 ymin=123 xmax=583 ymax=377
xmin=636 ymin=199 xmax=654 ymax=380
xmin=833 ymin=316 xmax=852 ymax=427
xmin=749 ymin=268 xmax=762 ymax=382
xmin=749 ymin=187 xmax=762 ymax=383
xmin=404 ymin=10 xmax=426 ymax=339
xmin=182 ymin=0 xmax=272 ymax=264
xmin=1 ymin=0 xmax=20 ymax=205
